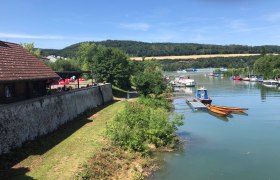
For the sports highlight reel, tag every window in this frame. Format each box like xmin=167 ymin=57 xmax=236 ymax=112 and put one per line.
xmin=5 ymin=84 xmax=14 ymax=98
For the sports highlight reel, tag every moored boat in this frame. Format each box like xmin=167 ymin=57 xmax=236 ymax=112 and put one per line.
xmin=196 ymin=87 xmax=212 ymax=104
xmin=242 ymin=77 xmax=250 ymax=81
xmin=206 ymin=105 xmax=230 ymax=116
xmin=232 ymin=75 xmax=242 ymax=80
xmin=250 ymin=75 xmax=258 ymax=82
xmin=263 ymin=79 xmax=279 ymax=87
xmin=210 ymin=105 xmax=248 ymax=112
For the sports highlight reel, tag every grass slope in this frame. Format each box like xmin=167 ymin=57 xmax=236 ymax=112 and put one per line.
xmin=11 ymin=101 xmax=126 ymax=179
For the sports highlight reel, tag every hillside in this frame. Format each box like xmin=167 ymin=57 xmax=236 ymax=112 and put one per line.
xmin=41 ymin=40 xmax=280 ymax=58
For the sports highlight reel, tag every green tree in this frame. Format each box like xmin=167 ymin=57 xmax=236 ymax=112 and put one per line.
xmin=132 ymin=61 xmax=167 ymax=96
xmin=21 ymin=42 xmax=41 ymax=57
xmin=93 ymin=47 xmax=131 ymax=90
xmin=77 ymin=42 xmax=97 ymax=71
xmin=44 ymin=58 xmax=81 ymax=71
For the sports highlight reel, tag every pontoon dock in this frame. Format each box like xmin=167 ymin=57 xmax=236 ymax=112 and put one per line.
xmin=186 ymin=98 xmax=207 ymax=110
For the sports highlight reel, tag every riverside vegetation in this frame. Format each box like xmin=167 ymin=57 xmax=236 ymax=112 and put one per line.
xmin=225 ymin=54 xmax=280 ymax=79
xmin=76 ymin=60 xmax=184 ymax=179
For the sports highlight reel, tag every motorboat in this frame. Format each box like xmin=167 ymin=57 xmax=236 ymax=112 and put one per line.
xmin=250 ymin=75 xmax=258 ymax=82
xmin=196 ymin=87 xmax=212 ymax=104
xmin=263 ymin=79 xmax=279 ymax=87
xmin=242 ymin=77 xmax=250 ymax=81
xmin=178 ymin=76 xmax=196 ymax=87
xmin=177 ymin=69 xmax=187 ymax=73
xmin=232 ymin=75 xmax=242 ymax=80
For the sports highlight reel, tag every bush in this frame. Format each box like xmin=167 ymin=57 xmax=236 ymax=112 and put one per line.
xmin=106 ymin=99 xmax=183 ymax=153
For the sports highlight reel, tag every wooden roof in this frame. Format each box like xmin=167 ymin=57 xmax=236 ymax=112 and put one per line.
xmin=0 ymin=41 xmax=59 ymax=82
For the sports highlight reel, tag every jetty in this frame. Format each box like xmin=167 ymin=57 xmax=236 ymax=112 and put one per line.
xmin=186 ymin=98 xmax=207 ymax=110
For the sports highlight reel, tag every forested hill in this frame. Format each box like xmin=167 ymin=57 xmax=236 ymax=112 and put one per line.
xmin=41 ymin=40 xmax=280 ymax=58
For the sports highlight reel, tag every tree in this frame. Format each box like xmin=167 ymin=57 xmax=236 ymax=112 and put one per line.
xmin=44 ymin=58 xmax=81 ymax=71
xmin=77 ymin=42 xmax=97 ymax=71
xmin=132 ymin=61 xmax=167 ymax=96
xmin=93 ymin=47 xmax=131 ymax=90
xmin=21 ymin=42 xmax=41 ymax=57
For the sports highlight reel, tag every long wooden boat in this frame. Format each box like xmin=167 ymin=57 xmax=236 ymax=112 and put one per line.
xmin=208 ymin=105 xmax=232 ymax=113
xmin=206 ymin=105 xmax=231 ymax=116
xmin=210 ymin=105 xmax=248 ymax=111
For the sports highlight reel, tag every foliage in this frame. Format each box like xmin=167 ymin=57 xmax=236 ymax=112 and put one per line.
xmin=77 ymin=42 xmax=97 ymax=70
xmin=254 ymin=55 xmax=280 ymax=78
xmin=44 ymin=58 xmax=81 ymax=71
xmin=21 ymin=42 xmax=41 ymax=57
xmin=77 ymin=142 xmax=155 ymax=180
xmin=160 ymin=56 xmax=259 ymax=71
xmin=41 ymin=40 xmax=280 ymax=58
xmin=93 ymin=47 xmax=131 ymax=90
xmin=106 ymin=99 xmax=183 ymax=152
xmin=138 ymin=96 xmax=172 ymax=111
xmin=132 ymin=61 xmax=167 ymax=96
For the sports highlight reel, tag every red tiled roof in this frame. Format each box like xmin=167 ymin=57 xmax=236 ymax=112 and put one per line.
xmin=0 ymin=41 xmax=59 ymax=82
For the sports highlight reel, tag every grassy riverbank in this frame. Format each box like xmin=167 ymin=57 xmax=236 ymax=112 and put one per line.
xmin=1 ymin=97 xmax=182 ymax=179
xmin=0 ymin=101 xmax=125 ymax=179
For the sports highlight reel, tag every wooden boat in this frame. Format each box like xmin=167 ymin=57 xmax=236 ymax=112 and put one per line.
xmin=206 ymin=105 xmax=231 ymax=116
xmin=210 ymin=105 xmax=248 ymax=112
xmin=196 ymin=87 xmax=212 ymax=104
xmin=208 ymin=105 xmax=232 ymax=113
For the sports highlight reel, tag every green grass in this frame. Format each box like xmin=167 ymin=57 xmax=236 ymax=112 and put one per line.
xmin=7 ymin=101 xmax=126 ymax=180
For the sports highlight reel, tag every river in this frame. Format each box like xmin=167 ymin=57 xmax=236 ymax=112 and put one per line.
xmin=151 ymin=71 xmax=280 ymax=180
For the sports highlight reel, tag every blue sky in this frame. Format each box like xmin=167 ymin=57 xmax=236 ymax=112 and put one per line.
xmin=1 ymin=0 xmax=280 ymax=49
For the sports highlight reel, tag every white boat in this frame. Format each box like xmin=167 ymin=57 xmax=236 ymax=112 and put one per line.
xmin=177 ymin=69 xmax=187 ymax=73
xmin=243 ymin=77 xmax=250 ymax=81
xmin=172 ymin=76 xmax=196 ymax=87
xmin=250 ymin=76 xmax=258 ymax=82
xmin=263 ymin=79 xmax=279 ymax=87
xmin=179 ymin=78 xmax=196 ymax=87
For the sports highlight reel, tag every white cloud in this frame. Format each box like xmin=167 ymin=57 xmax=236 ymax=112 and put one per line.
xmin=120 ymin=23 xmax=150 ymax=31
xmin=0 ymin=32 xmax=64 ymax=40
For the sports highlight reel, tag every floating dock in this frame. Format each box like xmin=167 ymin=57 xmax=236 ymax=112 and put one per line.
xmin=186 ymin=98 xmax=207 ymax=110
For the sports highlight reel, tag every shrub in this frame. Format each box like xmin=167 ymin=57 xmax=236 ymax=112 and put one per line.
xmin=106 ymin=99 xmax=183 ymax=152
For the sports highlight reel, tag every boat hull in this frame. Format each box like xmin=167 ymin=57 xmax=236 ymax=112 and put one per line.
xmin=200 ymin=99 xmax=212 ymax=104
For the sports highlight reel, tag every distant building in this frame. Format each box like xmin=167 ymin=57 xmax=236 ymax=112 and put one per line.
xmin=0 ymin=41 xmax=59 ymax=103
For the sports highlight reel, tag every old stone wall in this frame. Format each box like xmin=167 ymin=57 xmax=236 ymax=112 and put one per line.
xmin=0 ymin=84 xmax=113 ymax=155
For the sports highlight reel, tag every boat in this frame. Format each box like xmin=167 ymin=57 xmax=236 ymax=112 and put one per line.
xmin=206 ymin=105 xmax=231 ymax=116
xmin=249 ymin=75 xmax=258 ymax=82
xmin=242 ymin=77 xmax=250 ymax=81
xmin=257 ymin=78 xmax=264 ymax=82
xmin=262 ymin=79 xmax=279 ymax=87
xmin=210 ymin=105 xmax=248 ymax=112
xmin=196 ymin=87 xmax=212 ymax=104
xmin=177 ymin=69 xmax=187 ymax=73
xmin=175 ymin=76 xmax=196 ymax=87
xmin=232 ymin=75 xmax=242 ymax=80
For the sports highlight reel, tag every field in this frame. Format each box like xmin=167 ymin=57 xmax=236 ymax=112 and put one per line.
xmin=130 ymin=54 xmax=260 ymax=61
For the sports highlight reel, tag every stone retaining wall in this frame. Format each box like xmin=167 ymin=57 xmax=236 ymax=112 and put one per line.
xmin=0 ymin=84 xmax=113 ymax=155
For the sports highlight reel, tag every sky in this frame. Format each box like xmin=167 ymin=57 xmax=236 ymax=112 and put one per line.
xmin=1 ymin=0 xmax=280 ymax=49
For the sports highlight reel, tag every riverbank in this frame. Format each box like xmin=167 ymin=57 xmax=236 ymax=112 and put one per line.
xmin=1 ymin=97 xmax=181 ymax=179
xmin=0 ymin=100 xmax=125 ymax=179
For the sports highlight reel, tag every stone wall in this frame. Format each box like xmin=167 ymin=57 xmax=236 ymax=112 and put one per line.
xmin=0 ymin=84 xmax=113 ymax=155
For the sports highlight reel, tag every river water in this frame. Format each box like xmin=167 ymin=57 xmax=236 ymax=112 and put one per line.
xmin=151 ymin=71 xmax=280 ymax=180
